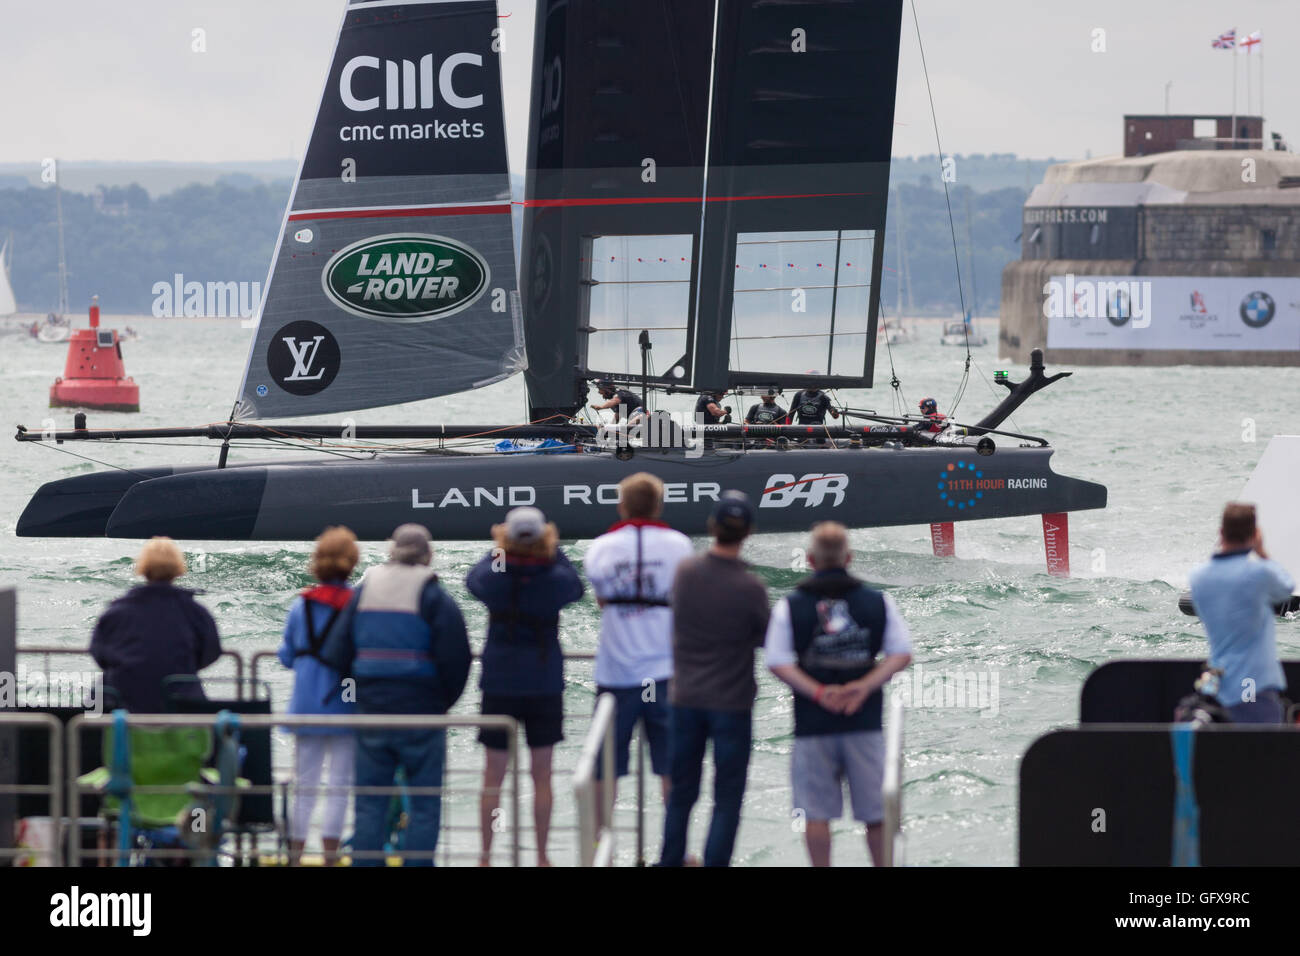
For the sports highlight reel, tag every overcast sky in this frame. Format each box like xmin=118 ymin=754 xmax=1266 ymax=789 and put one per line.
xmin=1 ymin=0 xmax=1295 ymax=167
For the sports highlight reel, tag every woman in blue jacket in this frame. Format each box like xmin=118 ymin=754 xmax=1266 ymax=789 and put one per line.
xmin=466 ymin=506 xmax=584 ymax=867
xmin=278 ymin=526 xmax=360 ymax=865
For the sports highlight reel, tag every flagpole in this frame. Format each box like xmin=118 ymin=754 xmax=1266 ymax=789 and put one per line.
xmin=1231 ymin=26 xmax=1238 ymax=147
xmin=1245 ymin=40 xmax=1252 ymax=123
xmin=1260 ymin=49 xmax=1265 ymax=138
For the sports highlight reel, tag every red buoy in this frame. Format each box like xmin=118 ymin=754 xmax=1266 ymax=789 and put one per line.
xmin=49 ymin=296 xmax=140 ymax=413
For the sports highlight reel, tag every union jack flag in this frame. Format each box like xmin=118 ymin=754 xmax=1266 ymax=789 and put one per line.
xmin=1212 ymin=29 xmax=1236 ymax=49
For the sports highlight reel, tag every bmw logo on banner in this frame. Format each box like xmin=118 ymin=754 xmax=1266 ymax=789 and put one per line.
xmin=1240 ymin=290 xmax=1276 ymax=328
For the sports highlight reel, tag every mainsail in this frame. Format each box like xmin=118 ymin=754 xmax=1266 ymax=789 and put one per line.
xmin=521 ymin=0 xmax=903 ymax=419
xmin=0 ymin=237 xmax=16 ymax=316
xmin=236 ymin=0 xmax=520 ymax=419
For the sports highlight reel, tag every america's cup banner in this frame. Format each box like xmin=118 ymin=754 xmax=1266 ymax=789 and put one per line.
xmin=1045 ymin=275 xmax=1300 ymax=351
xmin=236 ymin=0 xmax=520 ymax=419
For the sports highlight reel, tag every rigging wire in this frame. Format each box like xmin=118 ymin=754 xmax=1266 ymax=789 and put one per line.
xmin=909 ymin=0 xmax=972 ymax=416
xmin=26 ymin=440 xmax=157 ymax=478
xmin=877 ymin=304 xmax=907 ymax=416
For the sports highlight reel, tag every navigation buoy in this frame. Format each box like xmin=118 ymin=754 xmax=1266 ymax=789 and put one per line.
xmin=49 ymin=296 xmax=139 ymax=413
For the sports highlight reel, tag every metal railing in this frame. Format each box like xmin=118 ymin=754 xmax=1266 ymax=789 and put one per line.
xmin=19 ymin=646 xmax=246 ymax=698
xmin=0 ymin=713 xmax=62 ymax=866
xmin=65 ymin=712 xmax=520 ymax=867
xmin=251 ymin=647 xmax=650 ymax=863
xmin=880 ymin=692 xmax=905 ymax=867
xmin=572 ymin=693 xmax=617 ymax=866
xmin=12 ymin=646 xmax=670 ymax=866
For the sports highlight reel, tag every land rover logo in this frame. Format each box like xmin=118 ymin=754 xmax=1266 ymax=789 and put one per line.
xmin=267 ymin=321 xmax=341 ymax=396
xmin=322 ymin=233 xmax=490 ymax=322
xmin=1239 ymin=290 xmax=1275 ymax=328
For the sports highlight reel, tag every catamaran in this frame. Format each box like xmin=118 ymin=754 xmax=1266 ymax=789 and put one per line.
xmin=14 ymin=0 xmax=1106 ymax=550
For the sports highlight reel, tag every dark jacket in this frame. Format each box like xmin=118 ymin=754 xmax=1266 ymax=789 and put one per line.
xmin=466 ymin=549 xmax=585 ymax=696
xmin=89 ymin=582 xmax=222 ymax=713
xmin=319 ymin=563 xmax=471 ymax=715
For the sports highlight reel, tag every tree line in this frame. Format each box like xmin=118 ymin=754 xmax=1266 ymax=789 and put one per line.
xmin=0 ymin=176 xmax=1031 ymax=317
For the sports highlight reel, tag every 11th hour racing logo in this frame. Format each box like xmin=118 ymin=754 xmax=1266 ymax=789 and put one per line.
xmin=939 ymin=461 xmax=1047 ymax=511
xmin=337 ymin=52 xmax=487 ymax=142
xmin=322 ymin=234 xmax=490 ymax=322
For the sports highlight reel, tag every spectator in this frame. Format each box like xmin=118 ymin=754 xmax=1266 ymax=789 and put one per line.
xmin=765 ymin=522 xmax=913 ymax=866
xmin=1189 ymin=503 xmax=1295 ymax=723
xmin=658 ymin=492 xmax=770 ymax=867
xmin=90 ymin=537 xmax=221 ymax=713
xmin=320 ymin=524 xmax=471 ymax=866
xmin=466 ymin=506 xmax=584 ymax=867
xmin=277 ymin=526 xmax=360 ymax=866
xmin=585 ymin=473 xmax=694 ymax=825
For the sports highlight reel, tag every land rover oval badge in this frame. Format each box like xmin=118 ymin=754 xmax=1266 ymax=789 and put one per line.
xmin=322 ymin=233 xmax=490 ymax=323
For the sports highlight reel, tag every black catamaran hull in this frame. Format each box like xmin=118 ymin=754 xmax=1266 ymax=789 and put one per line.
xmin=18 ymin=446 xmax=1105 ymax=542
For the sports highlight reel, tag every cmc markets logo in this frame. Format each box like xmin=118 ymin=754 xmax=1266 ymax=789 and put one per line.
xmin=266 ymin=321 xmax=341 ymax=396
xmin=322 ymin=234 xmax=489 ymax=322
xmin=339 ymin=53 xmax=483 ymax=112
xmin=1239 ymin=290 xmax=1275 ymax=328
xmin=760 ymin=473 xmax=848 ymax=508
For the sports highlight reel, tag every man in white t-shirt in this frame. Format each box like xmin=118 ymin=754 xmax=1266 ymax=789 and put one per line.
xmin=765 ymin=522 xmax=912 ymax=866
xmin=585 ymin=472 xmax=695 ymax=817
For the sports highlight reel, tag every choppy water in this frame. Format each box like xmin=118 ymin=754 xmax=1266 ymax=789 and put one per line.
xmin=1 ymin=315 xmax=1296 ymax=866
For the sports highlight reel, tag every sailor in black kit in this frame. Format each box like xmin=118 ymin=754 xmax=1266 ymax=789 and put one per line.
xmin=787 ymin=387 xmax=839 ymax=425
xmin=745 ymin=389 xmax=787 ymax=425
xmin=591 ymin=380 xmax=645 ymax=423
xmin=694 ymin=389 xmax=728 ymax=425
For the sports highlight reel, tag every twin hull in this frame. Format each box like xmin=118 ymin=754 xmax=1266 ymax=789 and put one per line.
xmin=16 ymin=446 xmax=1106 ymax=542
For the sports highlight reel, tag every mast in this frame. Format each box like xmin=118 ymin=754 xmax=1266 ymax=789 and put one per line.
xmin=899 ymin=192 xmax=913 ymax=317
xmin=55 ymin=178 xmax=69 ymax=316
xmin=964 ymin=190 xmax=976 ymax=322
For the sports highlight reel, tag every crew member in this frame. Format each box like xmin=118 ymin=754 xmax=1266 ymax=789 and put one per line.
xmin=787 ymin=387 xmax=839 ymax=426
xmin=591 ymin=380 xmax=645 ymax=423
xmin=745 ymin=389 xmax=787 ymax=425
xmin=914 ymin=397 xmax=948 ymax=434
xmin=694 ymin=389 xmax=728 ymax=425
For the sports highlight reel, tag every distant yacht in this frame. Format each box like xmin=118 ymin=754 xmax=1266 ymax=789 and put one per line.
xmin=941 ymin=318 xmax=988 ymax=347
xmin=0 ymin=235 xmax=16 ymax=317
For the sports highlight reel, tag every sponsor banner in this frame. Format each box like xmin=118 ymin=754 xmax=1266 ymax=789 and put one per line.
xmin=236 ymin=0 xmax=519 ymax=419
xmin=1046 ymin=275 xmax=1300 ymax=351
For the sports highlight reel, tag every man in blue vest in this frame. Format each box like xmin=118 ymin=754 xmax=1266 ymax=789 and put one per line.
xmin=320 ymin=523 xmax=471 ymax=866
xmin=765 ymin=522 xmax=913 ymax=866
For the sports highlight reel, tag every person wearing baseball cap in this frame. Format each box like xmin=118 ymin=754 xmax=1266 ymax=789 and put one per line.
xmin=316 ymin=523 xmax=471 ymax=866
xmin=745 ymin=388 xmax=787 ymax=425
xmin=659 ymin=491 xmax=770 ymax=867
xmin=466 ymin=506 xmax=584 ymax=866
